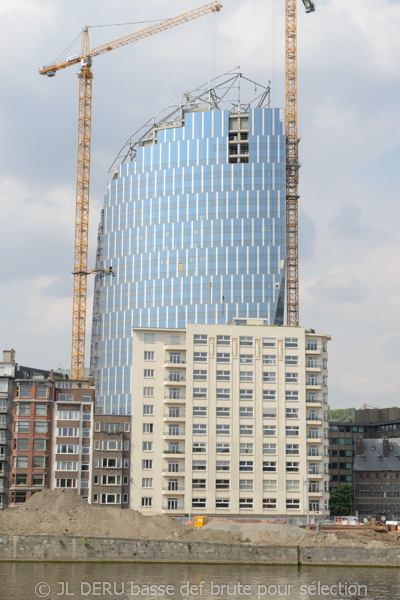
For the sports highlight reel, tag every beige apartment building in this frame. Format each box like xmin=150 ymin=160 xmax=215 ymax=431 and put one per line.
xmin=131 ymin=320 xmax=330 ymax=519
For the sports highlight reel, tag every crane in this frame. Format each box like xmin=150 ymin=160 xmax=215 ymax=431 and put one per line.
xmin=39 ymin=1 xmax=223 ymax=380
xmin=285 ymin=0 xmax=315 ymax=327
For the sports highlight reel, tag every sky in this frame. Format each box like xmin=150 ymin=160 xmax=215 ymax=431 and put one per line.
xmin=0 ymin=0 xmax=399 ymax=410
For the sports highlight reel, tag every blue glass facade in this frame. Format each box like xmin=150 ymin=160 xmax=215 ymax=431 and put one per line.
xmin=94 ymin=106 xmax=286 ymax=414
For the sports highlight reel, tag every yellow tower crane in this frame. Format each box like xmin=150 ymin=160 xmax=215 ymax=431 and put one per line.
xmin=39 ymin=1 xmax=223 ymax=380
xmin=285 ymin=0 xmax=315 ymax=326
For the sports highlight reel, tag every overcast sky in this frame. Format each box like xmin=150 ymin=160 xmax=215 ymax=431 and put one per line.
xmin=0 ymin=0 xmax=399 ymax=410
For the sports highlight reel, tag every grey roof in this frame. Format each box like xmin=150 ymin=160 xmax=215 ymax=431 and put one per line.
xmin=354 ymin=438 xmax=400 ymax=471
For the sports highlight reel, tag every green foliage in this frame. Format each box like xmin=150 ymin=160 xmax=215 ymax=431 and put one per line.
xmin=82 ymin=537 xmax=90 ymax=547
xmin=329 ymin=484 xmax=355 ymax=516
xmin=328 ymin=408 xmax=355 ymax=423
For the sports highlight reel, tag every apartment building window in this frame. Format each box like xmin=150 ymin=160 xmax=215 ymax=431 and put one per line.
xmin=143 ymin=405 xmax=154 ymax=415
xmin=193 ymin=406 xmax=207 ymax=416
xmin=15 ymin=421 xmax=30 ymax=433
xmin=34 ymin=421 xmax=49 ymax=434
xmin=194 ymin=352 xmax=207 ymax=363
xmin=14 ymin=438 xmax=29 ymax=451
xmin=141 ymin=497 xmax=152 ymax=507
xmin=217 ymin=335 xmax=230 ymax=346
xmin=239 ymin=425 xmax=253 ymax=436
xmin=193 ymin=388 xmax=207 ymax=398
xmin=263 ymin=338 xmax=276 ymax=348
xmin=83 ymin=411 xmax=91 ymax=421
xmin=192 ymin=442 xmax=207 ymax=453
xmin=286 ymin=480 xmax=300 ymax=491
xmin=263 ymin=426 xmax=276 ymax=436
xmin=56 ymin=479 xmax=77 ymax=488
xmin=239 ymin=479 xmax=253 ymax=490
xmin=168 ymin=424 xmax=180 ymax=436
xmin=286 ymin=499 xmax=300 ymax=509
xmin=216 ymin=443 xmax=230 ymax=454
xmin=56 ymin=461 xmax=78 ymax=471
xmin=216 ymin=461 xmax=230 ymax=471
xmin=307 ymin=358 xmax=318 ymax=368
xmin=105 ymin=423 xmax=120 ymax=434
xmin=95 ymin=422 xmax=101 ymax=432
xmin=194 ymin=370 xmax=207 ymax=381
xmin=285 ymin=338 xmax=298 ymax=348
xmin=286 ymin=426 xmax=299 ymax=436
xmin=307 ymin=341 xmax=318 ymax=351
xmin=169 ymin=352 xmax=181 ymax=364
xmin=216 ymin=389 xmax=230 ymax=399
xmin=144 ymin=369 xmax=154 ymax=378
xmin=144 ymin=334 xmax=155 ymax=343
xmin=101 ymin=475 xmax=121 ymax=486
xmin=323 ymin=376 xmax=328 ymax=387
xmin=240 ymin=371 xmax=253 ymax=382
xmin=263 ymin=443 xmax=277 ymax=455
xmin=192 ymin=461 xmax=206 ymax=471
xmin=217 ymin=353 xmax=230 ymax=363
xmin=57 ymin=444 xmax=78 ymax=454
xmin=263 ymin=355 xmax=276 ymax=365
xmin=263 ymin=461 xmax=276 ymax=472
xmin=35 ymin=404 xmax=49 ymax=416
xmin=240 ymin=443 xmax=253 ymax=454
xmin=263 ymin=390 xmax=276 ymax=400
xmin=14 ymin=456 xmax=28 ymax=468
xmin=169 ymin=388 xmax=181 ymax=400
xmin=263 ymin=480 xmax=277 ymax=491
xmin=286 ymin=408 xmax=299 ymax=419
xmin=286 ymin=462 xmax=300 ymax=472
xmin=81 ymin=463 xmax=89 ymax=472
xmin=142 ymin=442 xmax=153 ymax=452
xmin=216 ymin=407 xmax=230 ymax=417
xmin=308 ymin=428 xmax=320 ymax=439
xmin=263 ymin=498 xmax=277 ymax=509
xmin=263 ymin=408 xmax=276 ymax=419
xmin=216 ymin=499 xmax=230 ymax=508
xmin=144 ymin=351 xmax=154 ymax=361
xmin=143 ymin=423 xmax=154 ymax=434
xmin=57 ymin=427 xmax=78 ymax=437
xmin=239 ymin=406 xmax=253 ymax=418
xmin=192 ymin=498 xmax=206 ymax=508
xmin=239 ymin=461 xmax=253 ymax=471
xmin=142 ymin=460 xmax=153 ymax=470
xmin=168 ymin=407 xmax=180 ymax=418
xmin=285 ymin=355 xmax=298 ymax=366
xmin=169 ymin=371 xmax=181 ymax=382
xmin=240 ymin=389 xmax=253 ymax=400
xmin=216 ymin=424 xmax=230 ymax=435
xmin=286 ymin=372 xmax=298 ymax=383
xmin=286 ymin=391 xmax=299 ymax=401
xmin=286 ymin=444 xmax=300 ymax=455
xmin=192 ymin=479 xmax=206 ymax=489
xmin=239 ymin=354 xmax=253 ymax=364
xmin=240 ymin=336 xmax=253 ymax=347
xmin=216 ymin=370 xmax=230 ymax=382
xmin=100 ymin=494 xmax=121 ymax=504
xmin=239 ymin=498 xmax=253 ymax=509
xmin=193 ymin=424 xmax=207 ymax=435
xmin=194 ymin=334 xmax=208 ymax=345
xmin=18 ymin=385 xmax=31 ymax=398
xmin=263 ymin=372 xmax=276 ymax=383
xmin=57 ymin=410 xmax=79 ymax=420
xmin=215 ymin=479 xmax=230 ymax=489
xmin=167 ymin=479 xmax=178 ymax=491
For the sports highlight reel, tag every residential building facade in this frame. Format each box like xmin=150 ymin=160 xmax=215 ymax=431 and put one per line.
xmin=91 ymin=413 xmax=131 ymax=507
xmin=130 ymin=320 xmax=330 ymax=518
xmin=0 ymin=350 xmax=16 ymax=508
xmin=52 ymin=380 xmax=95 ymax=500
xmin=91 ymin=72 xmax=286 ymax=415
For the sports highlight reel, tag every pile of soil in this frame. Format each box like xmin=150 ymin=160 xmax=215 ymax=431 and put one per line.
xmin=0 ymin=490 xmax=398 ymax=547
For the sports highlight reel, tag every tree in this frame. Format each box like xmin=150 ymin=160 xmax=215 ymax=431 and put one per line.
xmin=329 ymin=484 xmax=355 ymax=516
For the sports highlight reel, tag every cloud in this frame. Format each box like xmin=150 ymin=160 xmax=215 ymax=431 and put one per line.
xmin=307 ymin=270 xmax=369 ymax=304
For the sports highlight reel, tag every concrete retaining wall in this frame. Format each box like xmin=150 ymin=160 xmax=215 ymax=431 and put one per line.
xmin=0 ymin=534 xmax=399 ymax=566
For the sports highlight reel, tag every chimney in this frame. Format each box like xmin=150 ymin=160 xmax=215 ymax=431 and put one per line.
xmin=3 ymin=349 xmax=15 ymax=363
xmin=356 ymin=436 xmax=363 ymax=456
xmin=383 ymin=437 xmax=390 ymax=459
xmin=48 ymin=369 xmax=54 ymax=381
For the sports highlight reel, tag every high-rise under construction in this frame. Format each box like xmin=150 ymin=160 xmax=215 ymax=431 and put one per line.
xmin=91 ymin=71 xmax=286 ymax=415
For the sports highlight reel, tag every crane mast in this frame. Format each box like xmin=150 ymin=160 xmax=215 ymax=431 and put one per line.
xmin=39 ymin=2 xmax=222 ymax=380
xmin=285 ymin=0 xmax=315 ymax=327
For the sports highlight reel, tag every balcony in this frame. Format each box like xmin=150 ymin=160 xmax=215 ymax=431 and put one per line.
xmin=307 ymin=416 xmax=322 ymax=424
xmin=0 ymin=407 xmax=7 ymax=414
xmin=308 ymin=471 xmax=323 ymax=479
xmin=0 ymin=423 xmax=6 ymax=430
xmin=162 ymin=450 xmax=186 ymax=457
xmin=164 ymin=360 xmax=186 ymax=368
xmin=164 ymin=412 xmax=186 ymax=421
xmin=163 ymin=429 xmax=186 ymax=439
xmin=165 ymin=342 xmax=186 ymax=351
xmin=306 ymin=398 xmax=322 ymax=406
xmin=164 ymin=378 xmax=186 ymax=385
xmin=306 ymin=380 xmax=321 ymax=389
xmin=162 ymin=470 xmax=185 ymax=476
xmin=164 ymin=395 xmax=186 ymax=401
xmin=307 ymin=453 xmax=322 ymax=460
xmin=307 ymin=437 xmax=322 ymax=444
xmin=306 ymin=344 xmax=320 ymax=354
xmin=162 ymin=487 xmax=185 ymax=494
xmin=306 ymin=364 xmax=321 ymax=372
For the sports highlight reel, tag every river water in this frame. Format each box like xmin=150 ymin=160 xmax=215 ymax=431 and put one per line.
xmin=1 ymin=563 xmax=399 ymax=600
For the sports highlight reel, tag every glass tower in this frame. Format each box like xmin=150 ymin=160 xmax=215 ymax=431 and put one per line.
xmin=91 ymin=71 xmax=286 ymax=414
